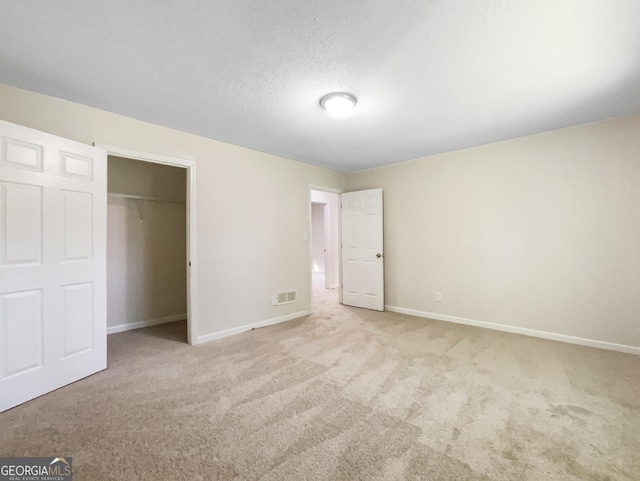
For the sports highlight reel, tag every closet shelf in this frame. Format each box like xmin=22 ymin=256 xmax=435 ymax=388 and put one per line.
xmin=108 ymin=193 xmax=185 ymax=204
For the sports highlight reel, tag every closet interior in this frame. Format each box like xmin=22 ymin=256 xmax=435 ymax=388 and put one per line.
xmin=106 ymin=156 xmax=187 ymax=341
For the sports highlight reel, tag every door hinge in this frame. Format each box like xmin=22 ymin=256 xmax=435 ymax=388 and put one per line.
xmin=189 ymin=261 xmax=192 ymax=266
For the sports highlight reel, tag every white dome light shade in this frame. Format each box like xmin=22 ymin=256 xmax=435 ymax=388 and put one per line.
xmin=320 ymin=92 xmax=357 ymax=118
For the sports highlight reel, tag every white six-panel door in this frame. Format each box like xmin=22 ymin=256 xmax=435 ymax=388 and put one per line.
xmin=341 ymin=188 xmax=384 ymax=311
xmin=0 ymin=120 xmax=106 ymax=412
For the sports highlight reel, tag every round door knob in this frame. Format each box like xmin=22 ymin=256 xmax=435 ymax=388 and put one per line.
xmin=376 ymin=253 xmax=382 ymax=258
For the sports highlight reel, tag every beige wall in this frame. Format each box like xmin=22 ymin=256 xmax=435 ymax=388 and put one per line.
xmin=3 ymin=83 xmax=639 ymax=349
xmin=348 ymin=114 xmax=640 ymax=348
xmin=107 ymin=157 xmax=187 ymax=331
xmin=0 ymin=84 xmax=346 ymax=342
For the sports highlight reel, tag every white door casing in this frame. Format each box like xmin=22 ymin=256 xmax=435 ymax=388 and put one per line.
xmin=0 ymin=120 xmax=107 ymax=412
xmin=96 ymin=143 xmax=197 ymax=345
xmin=341 ymin=188 xmax=384 ymax=311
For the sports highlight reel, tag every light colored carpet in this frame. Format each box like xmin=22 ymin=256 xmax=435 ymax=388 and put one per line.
xmin=1 ymin=289 xmax=639 ymax=480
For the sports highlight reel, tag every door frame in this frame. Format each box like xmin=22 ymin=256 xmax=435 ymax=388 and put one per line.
xmin=95 ymin=144 xmax=198 ymax=345
xmin=309 ymin=185 xmax=343 ymax=306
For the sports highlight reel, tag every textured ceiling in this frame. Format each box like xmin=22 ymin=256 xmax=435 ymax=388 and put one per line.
xmin=1 ymin=1 xmax=640 ymax=172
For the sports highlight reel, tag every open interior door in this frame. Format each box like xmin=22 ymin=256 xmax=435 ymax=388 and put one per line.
xmin=341 ymin=188 xmax=384 ymax=311
xmin=0 ymin=120 xmax=107 ymax=412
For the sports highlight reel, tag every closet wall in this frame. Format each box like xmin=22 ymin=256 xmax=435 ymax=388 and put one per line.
xmin=107 ymin=156 xmax=187 ymax=333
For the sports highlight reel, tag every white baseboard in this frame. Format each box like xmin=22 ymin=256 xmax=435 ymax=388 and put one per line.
xmin=385 ymin=305 xmax=640 ymax=356
xmin=107 ymin=313 xmax=187 ymax=335
xmin=195 ymin=309 xmax=312 ymax=345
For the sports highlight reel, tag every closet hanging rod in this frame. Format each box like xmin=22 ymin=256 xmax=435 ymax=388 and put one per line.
xmin=107 ymin=193 xmax=185 ymax=204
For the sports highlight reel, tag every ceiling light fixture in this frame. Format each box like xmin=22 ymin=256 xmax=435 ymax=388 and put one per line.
xmin=320 ymin=92 xmax=357 ymax=118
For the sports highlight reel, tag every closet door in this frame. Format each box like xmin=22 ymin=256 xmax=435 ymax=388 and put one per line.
xmin=0 ymin=120 xmax=107 ymax=412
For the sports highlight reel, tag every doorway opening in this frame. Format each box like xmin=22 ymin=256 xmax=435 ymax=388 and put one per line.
xmin=310 ymin=187 xmax=341 ymax=306
xmin=98 ymin=144 xmax=197 ymax=345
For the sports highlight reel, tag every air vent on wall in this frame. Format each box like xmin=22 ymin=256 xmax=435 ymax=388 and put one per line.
xmin=271 ymin=291 xmax=297 ymax=306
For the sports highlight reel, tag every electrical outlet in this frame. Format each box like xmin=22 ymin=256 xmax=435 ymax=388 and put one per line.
xmin=270 ymin=295 xmax=277 ymax=306
xmin=435 ymin=291 xmax=443 ymax=302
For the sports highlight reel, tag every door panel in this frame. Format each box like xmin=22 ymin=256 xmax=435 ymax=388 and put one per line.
xmin=2 ymin=138 xmax=43 ymax=171
xmin=341 ymin=188 xmax=384 ymax=311
xmin=2 ymin=182 xmax=43 ymax=263
xmin=0 ymin=120 xmax=106 ymax=412
xmin=63 ymin=190 xmax=93 ymax=260
xmin=2 ymin=289 xmax=43 ymax=376
xmin=62 ymin=282 xmax=94 ymax=356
